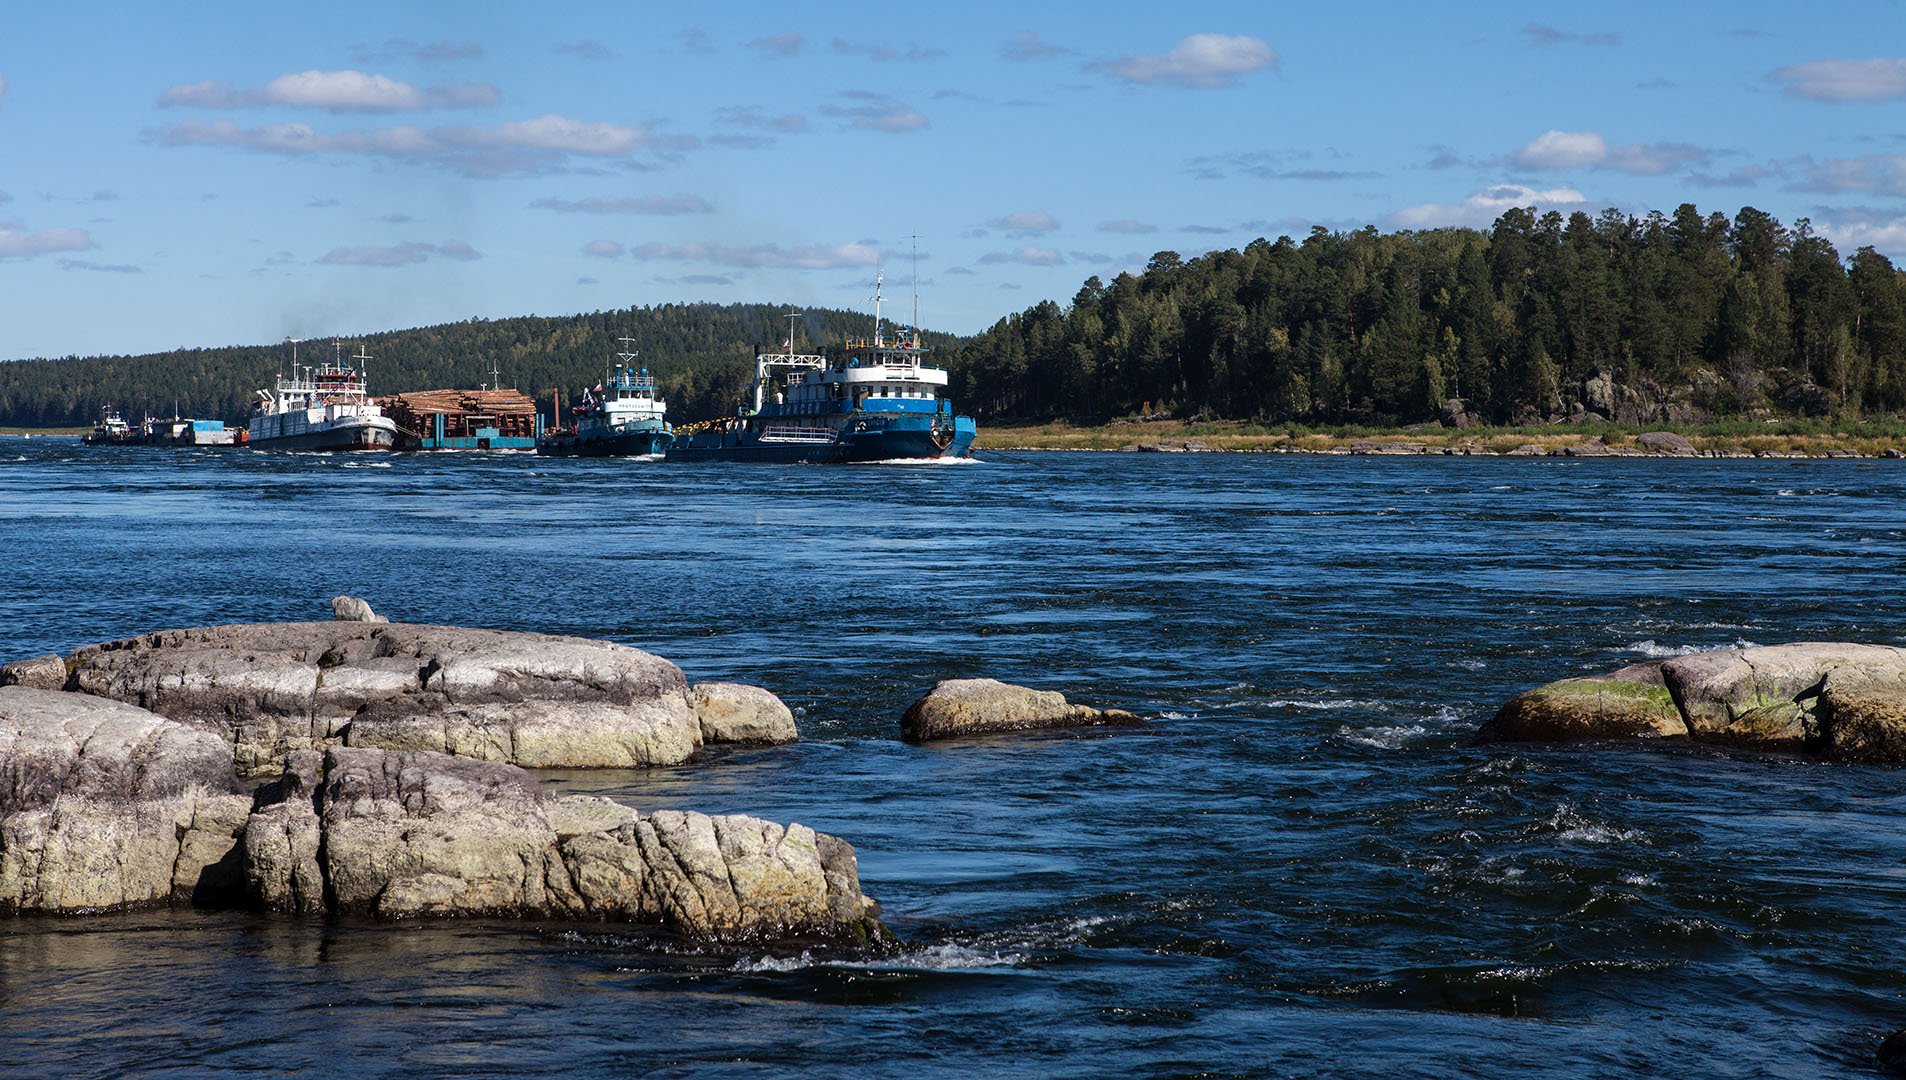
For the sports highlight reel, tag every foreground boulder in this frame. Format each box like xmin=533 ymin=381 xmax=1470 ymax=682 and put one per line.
xmin=0 ymin=686 xmax=249 ymax=913
xmin=245 ymin=747 xmax=885 ymax=943
xmin=57 ymin=622 xmax=705 ymax=777
xmin=901 ymin=678 xmax=1144 ymax=741
xmin=1480 ymin=642 xmax=1906 ymax=760
xmin=0 ymin=690 xmax=889 ymax=943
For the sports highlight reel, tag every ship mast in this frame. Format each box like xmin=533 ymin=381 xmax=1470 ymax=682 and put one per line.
xmin=869 ymin=269 xmax=886 ymax=348
xmin=910 ymin=233 xmax=921 ymax=348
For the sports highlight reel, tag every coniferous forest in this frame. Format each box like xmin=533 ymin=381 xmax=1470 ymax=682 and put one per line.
xmin=0 ymin=304 xmax=956 ymax=430
xmin=947 ymin=203 xmax=1906 ymax=427
xmin=3 ymin=203 xmax=1903 ymax=431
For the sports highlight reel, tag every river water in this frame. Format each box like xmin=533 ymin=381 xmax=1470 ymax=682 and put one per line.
xmin=1 ymin=440 xmax=1903 ymax=1078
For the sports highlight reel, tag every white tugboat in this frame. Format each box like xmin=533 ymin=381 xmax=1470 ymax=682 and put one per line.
xmin=247 ymin=338 xmax=398 ymax=452
xmin=536 ymin=338 xmax=671 ymax=457
xmin=667 ymin=273 xmax=976 ymax=463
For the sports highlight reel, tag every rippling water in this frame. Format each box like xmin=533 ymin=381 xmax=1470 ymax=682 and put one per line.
xmin=2 ymin=439 xmax=1904 ymax=1078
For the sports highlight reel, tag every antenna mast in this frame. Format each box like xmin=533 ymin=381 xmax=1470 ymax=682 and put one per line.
xmin=910 ymin=233 xmax=920 ymax=347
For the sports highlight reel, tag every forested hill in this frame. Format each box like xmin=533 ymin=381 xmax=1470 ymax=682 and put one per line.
xmin=946 ymin=204 xmax=1906 ymax=427
xmin=0 ymin=303 xmax=961 ymax=428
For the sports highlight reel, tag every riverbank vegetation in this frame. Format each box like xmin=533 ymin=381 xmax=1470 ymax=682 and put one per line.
xmin=947 ymin=203 xmax=1906 ymax=430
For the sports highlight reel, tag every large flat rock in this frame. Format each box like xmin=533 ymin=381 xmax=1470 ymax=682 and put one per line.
xmin=61 ymin=622 xmax=703 ymax=777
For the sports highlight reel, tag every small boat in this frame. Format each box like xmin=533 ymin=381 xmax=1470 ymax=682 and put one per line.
xmin=536 ymin=339 xmax=671 ymax=457
xmin=667 ymin=274 xmax=977 ymax=463
xmin=247 ymin=339 xmax=398 ymax=452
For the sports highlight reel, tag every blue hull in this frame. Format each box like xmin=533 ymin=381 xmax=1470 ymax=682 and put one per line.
xmin=536 ymin=429 xmax=671 ymax=457
xmin=668 ymin=415 xmax=975 ymax=464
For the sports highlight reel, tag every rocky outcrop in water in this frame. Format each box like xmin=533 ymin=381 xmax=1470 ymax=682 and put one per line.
xmin=53 ymin=622 xmax=708 ymax=777
xmin=692 ymin=682 xmax=798 ymax=744
xmin=1480 ymin=643 xmax=1906 ymax=760
xmin=0 ymin=686 xmax=250 ymax=913
xmin=331 ymin=595 xmax=388 ymax=623
xmin=0 ymin=687 xmax=887 ymax=942
xmin=246 ymin=746 xmax=884 ymax=941
xmin=900 ymin=678 xmax=1144 ymax=741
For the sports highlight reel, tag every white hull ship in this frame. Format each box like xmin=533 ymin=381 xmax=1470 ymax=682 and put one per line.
xmin=248 ymin=339 xmax=397 ymax=452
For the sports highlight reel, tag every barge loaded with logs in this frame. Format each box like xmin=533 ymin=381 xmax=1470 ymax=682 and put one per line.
xmin=379 ymin=387 xmax=543 ymax=451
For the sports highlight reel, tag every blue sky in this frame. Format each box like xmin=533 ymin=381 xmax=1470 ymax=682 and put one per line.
xmin=2 ymin=1 xmax=1903 ymax=360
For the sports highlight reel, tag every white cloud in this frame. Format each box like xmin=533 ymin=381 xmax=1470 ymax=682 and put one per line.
xmin=58 ymin=258 xmax=142 ymax=274
xmin=582 ymin=240 xmax=624 ymax=258
xmin=1092 ymin=34 xmax=1277 ymax=89
xmin=316 ymin=240 xmax=482 ymax=266
xmin=747 ymin=32 xmax=804 ymax=57
xmin=532 ymin=194 xmax=713 ymax=214
xmin=1520 ymin=24 xmax=1622 ymax=47
xmin=1099 ymin=219 xmax=1157 ymax=234
xmin=715 ymin=106 xmax=808 ymax=133
xmin=149 ymin=113 xmax=671 ymax=176
xmin=1819 ymin=220 xmax=1906 ymax=255
xmin=1510 ymin=130 xmax=1715 ymax=175
xmin=1511 ymin=130 xmax=1608 ymax=170
xmin=0 ymin=225 xmax=95 ymax=258
xmin=1788 ymin=154 xmax=1906 ymax=197
xmin=1389 ymin=184 xmax=1592 ymax=229
xmin=1769 ymin=58 xmax=1906 ymax=102
xmin=628 ymin=240 xmax=882 ymax=269
xmin=0 ymin=74 xmax=7 ymax=108
xmin=978 ymin=246 xmax=1065 ymax=266
xmin=159 ymin=70 xmax=498 ymax=111
xmin=1002 ymin=31 xmax=1070 ymax=61
xmin=994 ymin=211 xmax=1059 ymax=234
xmin=820 ymin=93 xmax=928 ymax=132
xmin=553 ymin=41 xmax=616 ymax=62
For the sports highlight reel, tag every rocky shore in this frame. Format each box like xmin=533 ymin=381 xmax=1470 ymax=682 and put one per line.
xmin=982 ymin=421 xmax=1906 ymax=459
xmin=0 ymin=604 xmax=884 ymax=945
xmin=1479 ymin=642 xmax=1906 ymax=762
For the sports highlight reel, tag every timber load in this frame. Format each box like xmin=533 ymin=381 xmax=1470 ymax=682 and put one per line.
xmin=377 ymin=388 xmax=540 ymax=450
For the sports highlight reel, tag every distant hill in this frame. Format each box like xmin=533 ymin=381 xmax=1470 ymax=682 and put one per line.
xmin=0 ymin=303 xmax=965 ymax=429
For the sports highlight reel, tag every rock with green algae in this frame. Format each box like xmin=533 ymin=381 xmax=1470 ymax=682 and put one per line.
xmin=1480 ymin=642 xmax=1906 ymax=760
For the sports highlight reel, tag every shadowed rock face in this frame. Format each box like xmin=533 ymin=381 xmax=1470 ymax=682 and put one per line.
xmin=62 ymin=622 xmax=702 ymax=777
xmin=1480 ymin=643 xmax=1906 ymax=761
xmin=245 ymin=747 xmax=887 ymax=943
xmin=901 ymin=678 xmax=1145 ymax=742
xmin=0 ymin=686 xmax=250 ymax=913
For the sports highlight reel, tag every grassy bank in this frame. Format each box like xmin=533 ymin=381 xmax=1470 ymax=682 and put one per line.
xmin=976 ymin=418 xmax=1906 ymax=457
xmin=0 ymin=427 xmax=88 ymax=437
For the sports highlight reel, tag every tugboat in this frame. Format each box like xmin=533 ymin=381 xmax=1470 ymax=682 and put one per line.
xmin=536 ymin=339 xmax=671 ymax=457
xmin=83 ymin=407 xmax=133 ymax=445
xmin=247 ymin=338 xmax=398 ymax=452
xmin=667 ymin=274 xmax=977 ymax=463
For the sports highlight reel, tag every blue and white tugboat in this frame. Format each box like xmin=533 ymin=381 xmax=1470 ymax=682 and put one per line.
xmin=536 ymin=339 xmax=671 ymax=457
xmin=667 ymin=274 xmax=977 ymax=463
xmin=247 ymin=339 xmax=398 ymax=451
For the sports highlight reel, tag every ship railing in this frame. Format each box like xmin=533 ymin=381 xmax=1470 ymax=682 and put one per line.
xmin=758 ymin=425 xmax=840 ymax=444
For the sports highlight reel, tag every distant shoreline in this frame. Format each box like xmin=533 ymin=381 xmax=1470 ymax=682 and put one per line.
xmin=977 ymin=420 xmax=1906 ymax=459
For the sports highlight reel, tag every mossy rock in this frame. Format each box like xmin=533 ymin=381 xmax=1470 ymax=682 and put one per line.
xmin=1478 ymin=676 xmax=1688 ymax=742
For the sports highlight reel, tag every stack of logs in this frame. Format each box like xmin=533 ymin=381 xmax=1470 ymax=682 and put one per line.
xmin=378 ymin=389 xmax=539 ymax=442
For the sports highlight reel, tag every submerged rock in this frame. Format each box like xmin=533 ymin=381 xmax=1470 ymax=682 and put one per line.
xmin=0 ymin=686 xmax=250 ymax=913
xmin=1481 ymin=642 xmax=1906 ymax=760
xmin=692 ymin=682 xmax=798 ymax=745
xmin=245 ymin=747 xmax=886 ymax=942
xmin=900 ymin=678 xmax=1144 ymax=741
xmin=60 ymin=622 xmax=702 ymax=777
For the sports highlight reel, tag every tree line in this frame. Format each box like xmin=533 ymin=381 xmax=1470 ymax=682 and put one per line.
xmin=0 ymin=303 xmax=959 ymax=429
xmin=944 ymin=204 xmax=1906 ymax=426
